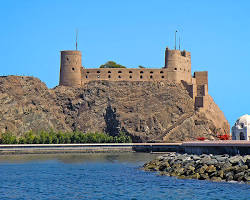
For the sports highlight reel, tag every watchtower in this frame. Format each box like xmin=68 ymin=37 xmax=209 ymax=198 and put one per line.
xmin=164 ymin=47 xmax=192 ymax=83
xmin=59 ymin=50 xmax=82 ymax=87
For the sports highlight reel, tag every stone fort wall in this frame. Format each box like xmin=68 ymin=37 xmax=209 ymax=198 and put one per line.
xmin=81 ymin=68 xmax=191 ymax=84
xmin=59 ymin=48 xmax=209 ymax=109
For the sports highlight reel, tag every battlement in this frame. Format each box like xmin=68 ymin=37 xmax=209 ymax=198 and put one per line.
xmin=58 ymin=47 xmax=209 ymax=109
xmin=165 ymin=48 xmax=191 ymax=58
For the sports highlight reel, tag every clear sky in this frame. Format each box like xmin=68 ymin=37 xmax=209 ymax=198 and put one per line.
xmin=0 ymin=0 xmax=249 ymax=128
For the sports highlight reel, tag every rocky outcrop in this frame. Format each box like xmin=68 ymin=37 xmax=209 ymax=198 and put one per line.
xmin=143 ymin=153 xmax=250 ymax=183
xmin=0 ymin=76 xmax=230 ymax=142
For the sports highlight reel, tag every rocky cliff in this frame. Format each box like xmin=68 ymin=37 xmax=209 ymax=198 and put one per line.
xmin=0 ymin=76 xmax=230 ymax=142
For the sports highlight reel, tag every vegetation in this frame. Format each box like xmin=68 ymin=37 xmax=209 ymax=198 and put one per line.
xmin=0 ymin=131 xmax=132 ymax=144
xmin=100 ymin=61 xmax=126 ymax=68
xmin=138 ymin=65 xmax=145 ymax=68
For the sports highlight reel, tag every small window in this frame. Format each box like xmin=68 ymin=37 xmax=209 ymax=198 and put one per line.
xmin=140 ymin=71 xmax=144 ymax=74
xmin=140 ymin=75 xmax=143 ymax=79
xmin=129 ymin=71 xmax=133 ymax=73
xmin=118 ymin=71 xmax=122 ymax=73
xmin=72 ymin=68 xmax=75 ymax=71
xmin=129 ymin=76 xmax=132 ymax=78
xmin=66 ymin=57 xmax=69 ymax=61
xmin=87 ymin=71 xmax=89 ymax=74
xmin=118 ymin=75 xmax=121 ymax=78
xmin=86 ymin=76 xmax=88 ymax=78
xmin=160 ymin=71 xmax=164 ymax=74
xmin=108 ymin=75 xmax=111 ymax=78
xmin=174 ymin=68 xmax=177 ymax=71
xmin=97 ymin=71 xmax=100 ymax=73
xmin=150 ymin=71 xmax=153 ymax=74
xmin=150 ymin=75 xmax=153 ymax=79
xmin=180 ymin=68 xmax=182 ymax=71
xmin=161 ymin=76 xmax=164 ymax=78
xmin=108 ymin=71 xmax=111 ymax=73
xmin=97 ymin=75 xmax=100 ymax=78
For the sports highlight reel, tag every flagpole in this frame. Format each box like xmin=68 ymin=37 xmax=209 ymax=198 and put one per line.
xmin=175 ymin=30 xmax=178 ymax=50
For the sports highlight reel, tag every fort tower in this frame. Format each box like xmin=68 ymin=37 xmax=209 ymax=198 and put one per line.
xmin=164 ymin=47 xmax=192 ymax=83
xmin=59 ymin=50 xmax=82 ymax=87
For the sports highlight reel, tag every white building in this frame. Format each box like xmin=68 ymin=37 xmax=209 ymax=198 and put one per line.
xmin=231 ymin=114 xmax=250 ymax=141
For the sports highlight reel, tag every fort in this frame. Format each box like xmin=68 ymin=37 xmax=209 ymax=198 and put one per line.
xmin=59 ymin=47 xmax=208 ymax=109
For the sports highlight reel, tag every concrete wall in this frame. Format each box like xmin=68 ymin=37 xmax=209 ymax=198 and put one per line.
xmin=59 ymin=51 xmax=82 ymax=87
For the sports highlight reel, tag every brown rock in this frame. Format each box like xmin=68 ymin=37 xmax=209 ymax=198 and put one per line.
xmin=0 ymin=76 xmax=230 ymax=142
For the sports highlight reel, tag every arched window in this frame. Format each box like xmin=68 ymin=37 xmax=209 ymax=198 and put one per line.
xmin=108 ymin=71 xmax=111 ymax=73
xmin=240 ymin=132 xmax=245 ymax=140
xmin=150 ymin=75 xmax=153 ymax=79
xmin=160 ymin=71 xmax=164 ymax=74
xmin=161 ymin=76 xmax=164 ymax=78
xmin=129 ymin=71 xmax=133 ymax=73
xmin=87 ymin=71 xmax=89 ymax=74
xmin=129 ymin=76 xmax=132 ymax=78
xmin=118 ymin=75 xmax=121 ymax=78
xmin=97 ymin=71 xmax=100 ymax=73
xmin=72 ymin=68 xmax=75 ymax=71
xmin=140 ymin=75 xmax=143 ymax=79
xmin=118 ymin=71 xmax=122 ymax=73
xmin=174 ymin=68 xmax=177 ymax=71
xmin=108 ymin=75 xmax=111 ymax=78
xmin=140 ymin=71 xmax=144 ymax=74
xmin=86 ymin=76 xmax=88 ymax=78
xmin=150 ymin=71 xmax=154 ymax=74
xmin=97 ymin=75 xmax=100 ymax=78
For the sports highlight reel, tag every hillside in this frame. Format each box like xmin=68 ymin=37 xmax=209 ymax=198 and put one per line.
xmin=0 ymin=76 xmax=230 ymax=142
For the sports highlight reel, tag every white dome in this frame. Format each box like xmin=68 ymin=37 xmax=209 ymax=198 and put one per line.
xmin=235 ymin=114 xmax=250 ymax=128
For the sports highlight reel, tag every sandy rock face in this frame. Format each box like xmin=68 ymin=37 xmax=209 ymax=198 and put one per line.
xmin=0 ymin=76 xmax=230 ymax=142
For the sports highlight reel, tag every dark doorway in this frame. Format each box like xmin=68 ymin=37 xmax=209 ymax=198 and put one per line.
xmin=240 ymin=132 xmax=245 ymax=140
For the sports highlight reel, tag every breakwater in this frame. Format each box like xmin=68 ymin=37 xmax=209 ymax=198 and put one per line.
xmin=143 ymin=153 xmax=250 ymax=183
xmin=0 ymin=141 xmax=249 ymax=155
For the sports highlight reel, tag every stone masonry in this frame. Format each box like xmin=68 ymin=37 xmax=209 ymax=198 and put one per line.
xmin=59 ymin=47 xmax=208 ymax=109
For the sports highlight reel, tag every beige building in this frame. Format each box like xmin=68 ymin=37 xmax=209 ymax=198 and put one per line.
xmin=59 ymin=47 xmax=208 ymax=109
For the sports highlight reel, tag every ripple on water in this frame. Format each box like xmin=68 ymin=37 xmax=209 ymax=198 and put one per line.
xmin=0 ymin=153 xmax=249 ymax=200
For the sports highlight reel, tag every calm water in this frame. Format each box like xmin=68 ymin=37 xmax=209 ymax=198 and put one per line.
xmin=0 ymin=153 xmax=249 ymax=200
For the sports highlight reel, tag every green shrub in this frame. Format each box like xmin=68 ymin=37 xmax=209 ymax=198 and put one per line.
xmin=100 ymin=61 xmax=126 ymax=68
xmin=0 ymin=131 xmax=132 ymax=144
xmin=0 ymin=132 xmax=17 ymax=144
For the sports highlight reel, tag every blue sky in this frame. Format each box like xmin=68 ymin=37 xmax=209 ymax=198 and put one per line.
xmin=0 ymin=0 xmax=249 ymax=127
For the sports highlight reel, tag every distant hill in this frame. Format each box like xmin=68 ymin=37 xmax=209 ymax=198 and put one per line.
xmin=0 ymin=76 xmax=229 ymax=142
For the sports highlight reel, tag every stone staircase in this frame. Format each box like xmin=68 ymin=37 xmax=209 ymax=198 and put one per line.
xmin=149 ymin=112 xmax=195 ymax=142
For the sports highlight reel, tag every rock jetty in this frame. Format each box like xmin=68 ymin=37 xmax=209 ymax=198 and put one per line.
xmin=143 ymin=153 xmax=250 ymax=183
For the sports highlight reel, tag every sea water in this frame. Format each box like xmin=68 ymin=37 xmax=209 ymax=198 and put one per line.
xmin=0 ymin=153 xmax=249 ymax=200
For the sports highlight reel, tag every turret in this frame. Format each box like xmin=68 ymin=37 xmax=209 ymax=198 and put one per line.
xmin=59 ymin=50 xmax=82 ymax=87
xmin=164 ymin=47 xmax=192 ymax=83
